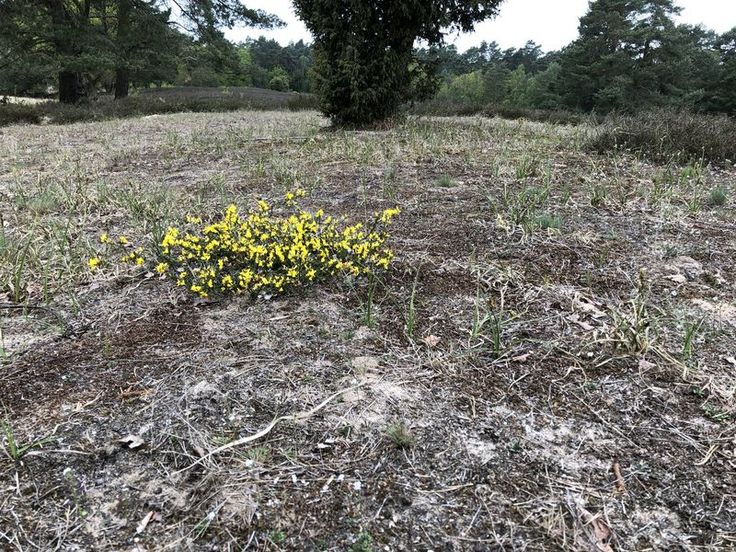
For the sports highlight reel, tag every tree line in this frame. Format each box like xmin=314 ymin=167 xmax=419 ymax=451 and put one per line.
xmin=425 ymin=0 xmax=736 ymax=116
xmin=1 ymin=0 xmax=734 ymax=124
xmin=0 ymin=1 xmax=312 ymax=101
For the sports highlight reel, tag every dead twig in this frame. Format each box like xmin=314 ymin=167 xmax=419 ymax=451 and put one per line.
xmin=174 ymin=382 xmax=365 ymax=474
xmin=612 ymin=459 xmax=626 ymax=494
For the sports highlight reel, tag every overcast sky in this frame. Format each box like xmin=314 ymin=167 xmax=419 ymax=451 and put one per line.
xmin=225 ymin=0 xmax=736 ymax=52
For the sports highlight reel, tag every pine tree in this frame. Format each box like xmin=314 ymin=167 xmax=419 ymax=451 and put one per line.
xmin=557 ymin=0 xmax=705 ymax=112
xmin=559 ymin=0 xmax=638 ymax=111
xmin=112 ymin=0 xmax=281 ymax=99
xmin=628 ymin=0 xmax=684 ymax=105
xmin=114 ymin=1 xmax=180 ymax=99
xmin=0 ymin=1 xmax=112 ymax=103
xmin=714 ymin=28 xmax=736 ymax=114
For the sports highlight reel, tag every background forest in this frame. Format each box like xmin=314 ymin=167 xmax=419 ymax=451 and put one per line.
xmin=1 ymin=0 xmax=734 ymax=116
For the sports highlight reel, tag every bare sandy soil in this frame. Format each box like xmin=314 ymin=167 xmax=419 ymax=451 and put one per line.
xmin=1 ymin=111 xmax=735 ymax=551
xmin=1 ymin=96 xmax=51 ymax=105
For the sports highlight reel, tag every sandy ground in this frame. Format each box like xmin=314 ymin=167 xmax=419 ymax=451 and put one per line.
xmin=1 ymin=111 xmax=735 ymax=550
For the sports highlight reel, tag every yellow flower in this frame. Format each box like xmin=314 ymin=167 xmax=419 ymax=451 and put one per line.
xmin=88 ymin=257 xmax=101 ymax=271
xmin=100 ymin=233 xmax=111 ymax=244
xmin=122 ymin=200 xmax=394 ymax=297
xmin=118 ymin=235 xmax=129 ymax=245
xmin=380 ymin=208 xmax=401 ymax=224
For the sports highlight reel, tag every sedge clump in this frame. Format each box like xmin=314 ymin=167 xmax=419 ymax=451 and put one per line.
xmin=91 ymin=193 xmax=399 ymax=298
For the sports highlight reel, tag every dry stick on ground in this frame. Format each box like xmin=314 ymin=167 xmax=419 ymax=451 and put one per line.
xmin=174 ymin=382 xmax=367 ymax=474
xmin=612 ymin=459 xmax=626 ymax=494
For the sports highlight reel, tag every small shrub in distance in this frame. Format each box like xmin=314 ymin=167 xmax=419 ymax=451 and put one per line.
xmin=588 ymin=109 xmax=736 ymax=164
xmin=350 ymin=532 xmax=375 ymax=552
xmin=0 ymin=103 xmax=42 ymax=126
xmin=435 ymin=174 xmax=455 ymax=188
xmin=0 ymin=87 xmax=319 ymax=128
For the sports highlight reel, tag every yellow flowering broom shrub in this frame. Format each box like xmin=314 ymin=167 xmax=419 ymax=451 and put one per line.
xmin=91 ymin=194 xmax=399 ymax=298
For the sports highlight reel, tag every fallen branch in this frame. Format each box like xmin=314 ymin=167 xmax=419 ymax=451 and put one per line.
xmin=174 ymin=382 xmax=365 ymax=474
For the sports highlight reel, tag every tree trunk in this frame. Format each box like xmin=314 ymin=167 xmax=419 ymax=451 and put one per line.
xmin=58 ymin=70 xmax=83 ymax=104
xmin=114 ymin=0 xmax=132 ymax=99
xmin=46 ymin=0 xmax=85 ymax=103
xmin=115 ymin=67 xmax=130 ymax=99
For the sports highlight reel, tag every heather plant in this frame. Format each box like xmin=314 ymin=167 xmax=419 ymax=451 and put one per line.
xmin=588 ymin=109 xmax=736 ymax=163
xmin=90 ymin=192 xmax=399 ymax=298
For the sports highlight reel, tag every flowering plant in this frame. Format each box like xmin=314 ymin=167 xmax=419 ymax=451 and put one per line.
xmin=90 ymin=192 xmax=399 ymax=298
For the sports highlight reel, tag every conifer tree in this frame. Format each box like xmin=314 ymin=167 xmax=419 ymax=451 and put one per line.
xmin=292 ymin=0 xmax=505 ymax=126
xmin=558 ymin=0 xmax=695 ymax=111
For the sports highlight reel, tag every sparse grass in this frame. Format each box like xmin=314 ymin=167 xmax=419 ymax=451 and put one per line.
xmin=435 ymin=174 xmax=456 ymax=188
xmin=590 ymin=185 xmax=607 ymax=208
xmin=361 ymin=275 xmax=379 ymax=329
xmin=680 ymin=162 xmax=706 ymax=186
xmin=192 ymin=509 xmax=218 ymax=540
xmin=382 ymin=163 xmax=399 ymax=200
xmin=709 ymin=186 xmax=728 ymax=207
xmin=0 ymin=325 xmax=6 ymax=361
xmin=0 ymin=110 xmax=734 ymax=551
xmin=682 ymin=319 xmax=703 ymax=360
xmin=385 ymin=421 xmax=415 ymax=449
xmin=515 ymin=155 xmax=539 ymax=179
xmin=404 ymin=269 xmax=420 ymax=339
xmin=537 ymin=212 xmax=563 ymax=231
xmin=1 ymin=234 xmax=34 ymax=304
xmin=470 ymin=287 xmax=506 ymax=357
xmin=685 ymin=195 xmax=702 ymax=215
xmin=650 ymin=166 xmax=676 ymax=206
xmin=2 ymin=420 xmax=49 ymax=462
xmin=497 ymin=184 xmax=551 ymax=234
xmin=610 ymin=271 xmax=652 ymax=355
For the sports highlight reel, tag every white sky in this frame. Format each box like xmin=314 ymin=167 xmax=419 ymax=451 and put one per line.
xmin=226 ymin=0 xmax=736 ymax=52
